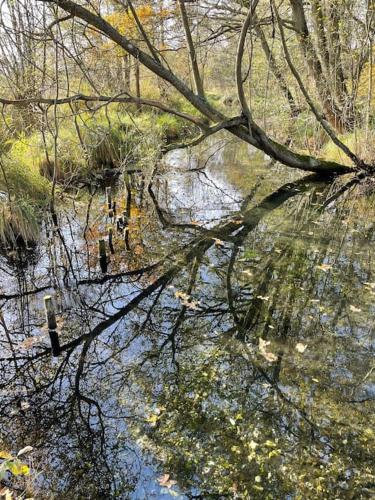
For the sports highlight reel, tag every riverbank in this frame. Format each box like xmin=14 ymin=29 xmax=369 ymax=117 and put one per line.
xmin=0 ymin=107 xmax=194 ymax=248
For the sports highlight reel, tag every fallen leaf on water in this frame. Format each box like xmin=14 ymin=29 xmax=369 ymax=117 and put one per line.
xmin=249 ymin=440 xmax=258 ymax=450
xmin=17 ymin=446 xmax=33 ymax=457
xmin=316 ymin=264 xmax=333 ymax=272
xmin=349 ymin=305 xmax=361 ymax=313
xmin=175 ymin=291 xmax=200 ymax=310
xmin=259 ymin=338 xmax=278 ymax=363
xmin=18 ymin=336 xmax=44 ymax=350
xmin=145 ymin=414 xmax=159 ymax=426
xmin=295 ymin=343 xmax=307 ymax=353
xmin=242 ymin=269 xmax=253 ymax=277
xmin=0 ymin=488 xmax=12 ymax=500
xmin=228 ymin=218 xmax=243 ymax=225
xmin=6 ymin=461 xmax=30 ymax=476
xmin=213 ymin=238 xmax=224 ymax=246
xmin=158 ymin=474 xmax=177 ymax=489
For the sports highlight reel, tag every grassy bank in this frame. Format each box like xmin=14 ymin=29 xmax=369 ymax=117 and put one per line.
xmin=0 ymin=107 xmax=193 ymax=247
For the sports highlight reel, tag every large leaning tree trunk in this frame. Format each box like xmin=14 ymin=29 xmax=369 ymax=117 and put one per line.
xmin=17 ymin=0 xmax=372 ymax=175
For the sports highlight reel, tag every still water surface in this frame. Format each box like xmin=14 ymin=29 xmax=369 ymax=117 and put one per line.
xmin=0 ymin=137 xmax=374 ymax=498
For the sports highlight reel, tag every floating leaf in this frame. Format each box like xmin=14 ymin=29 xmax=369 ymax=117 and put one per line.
xmin=6 ymin=460 xmax=30 ymax=476
xmin=213 ymin=238 xmax=224 ymax=246
xmin=20 ymin=401 xmax=30 ymax=411
xmin=264 ymin=440 xmax=276 ymax=448
xmin=242 ymin=269 xmax=253 ymax=277
xmin=158 ymin=474 xmax=177 ymax=489
xmin=145 ymin=414 xmax=159 ymax=426
xmin=18 ymin=336 xmax=43 ymax=350
xmin=249 ymin=440 xmax=258 ymax=450
xmin=259 ymin=339 xmax=278 ymax=363
xmin=349 ymin=305 xmax=361 ymax=313
xmin=0 ymin=488 xmax=12 ymax=500
xmin=17 ymin=446 xmax=33 ymax=457
xmin=295 ymin=343 xmax=307 ymax=353
xmin=175 ymin=291 xmax=199 ymax=310
xmin=316 ymin=264 xmax=333 ymax=272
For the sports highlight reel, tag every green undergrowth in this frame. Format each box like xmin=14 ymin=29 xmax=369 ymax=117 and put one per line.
xmin=321 ymin=129 xmax=375 ymax=166
xmin=0 ymin=108 xmax=193 ymax=247
xmin=0 ymin=147 xmax=50 ymax=247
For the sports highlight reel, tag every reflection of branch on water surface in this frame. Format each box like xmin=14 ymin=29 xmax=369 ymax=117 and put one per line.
xmin=39 ymin=176 xmax=326 ymax=358
xmin=0 ymin=173 xmax=374 ymax=497
xmin=0 ymin=176 xmax=323 ymax=412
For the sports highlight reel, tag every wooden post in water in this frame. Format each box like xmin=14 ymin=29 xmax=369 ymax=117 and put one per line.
xmin=108 ymin=227 xmax=115 ymax=254
xmin=98 ymin=239 xmax=108 ymax=273
xmin=123 ymin=211 xmax=129 ymax=227
xmin=124 ymin=226 xmax=130 ymax=251
xmin=44 ymin=295 xmax=60 ymax=357
xmin=51 ymin=210 xmax=58 ymax=228
xmin=117 ymin=216 xmax=124 ymax=233
xmin=106 ymin=187 xmax=112 ymax=210
xmin=125 ymin=177 xmax=132 ymax=218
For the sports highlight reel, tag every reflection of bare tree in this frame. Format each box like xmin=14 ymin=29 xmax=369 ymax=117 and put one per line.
xmin=0 ymin=174 xmax=374 ymax=497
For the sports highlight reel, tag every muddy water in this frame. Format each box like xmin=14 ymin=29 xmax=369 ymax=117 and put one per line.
xmin=0 ymin=136 xmax=374 ymax=499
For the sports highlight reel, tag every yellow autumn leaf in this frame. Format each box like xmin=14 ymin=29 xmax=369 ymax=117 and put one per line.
xmin=7 ymin=460 xmax=30 ymax=476
xmin=146 ymin=414 xmax=159 ymax=424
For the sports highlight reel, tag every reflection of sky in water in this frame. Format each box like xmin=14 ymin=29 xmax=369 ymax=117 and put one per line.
xmin=159 ymin=143 xmax=242 ymax=225
xmin=0 ymin=137 xmax=374 ymax=499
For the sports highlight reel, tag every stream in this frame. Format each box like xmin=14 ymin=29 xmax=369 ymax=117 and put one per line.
xmin=0 ymin=135 xmax=374 ymax=498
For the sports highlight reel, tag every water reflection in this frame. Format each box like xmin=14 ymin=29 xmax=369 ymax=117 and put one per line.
xmin=0 ymin=138 xmax=374 ymax=498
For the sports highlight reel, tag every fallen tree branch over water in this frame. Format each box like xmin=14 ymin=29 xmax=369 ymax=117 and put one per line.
xmin=23 ymin=1 xmax=370 ymax=174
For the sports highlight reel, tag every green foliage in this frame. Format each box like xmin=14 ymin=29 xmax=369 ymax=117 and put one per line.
xmin=0 ymin=447 xmax=32 ymax=480
xmin=0 ymin=107 xmax=192 ymax=246
xmin=0 ymin=140 xmax=49 ymax=246
xmin=0 ymin=153 xmax=49 ymax=203
xmin=321 ymin=129 xmax=375 ymax=166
